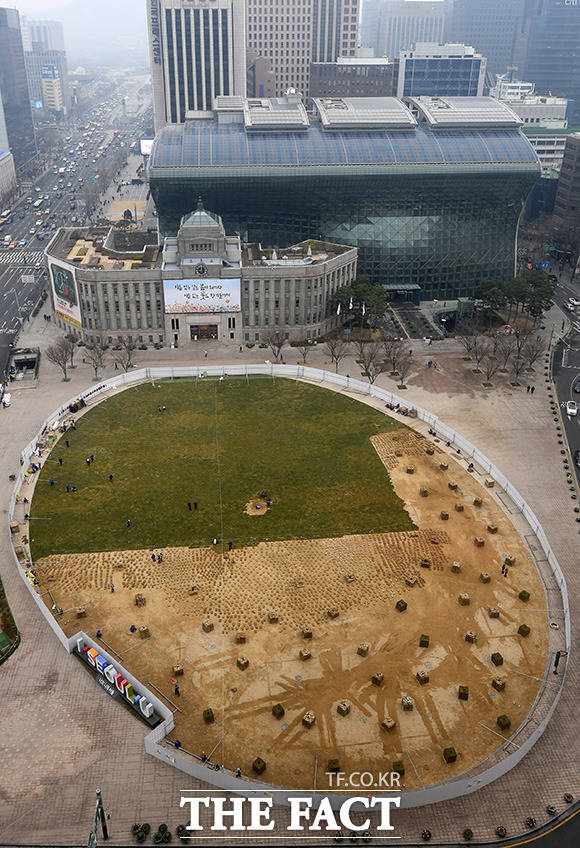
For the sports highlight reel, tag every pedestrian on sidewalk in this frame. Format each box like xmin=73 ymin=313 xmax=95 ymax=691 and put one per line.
xmin=194 ymin=501 xmax=198 ymax=510
xmin=187 ymin=501 xmax=192 ymax=510
xmin=110 ymin=582 xmax=115 ymax=592
xmin=58 ymin=457 xmax=63 ymax=465
xmin=174 ymin=684 xmax=180 ymax=697
xmin=531 ymin=386 xmax=535 ymax=394
xmin=126 ymin=519 xmax=131 ymax=527
xmin=526 ymin=385 xmax=530 ymax=393
xmin=109 ymin=474 xmax=113 ymax=482
xmin=228 ymin=540 xmax=233 ymax=551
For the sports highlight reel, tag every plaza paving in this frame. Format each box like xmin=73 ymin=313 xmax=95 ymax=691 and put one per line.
xmin=0 ymin=310 xmax=577 ymax=845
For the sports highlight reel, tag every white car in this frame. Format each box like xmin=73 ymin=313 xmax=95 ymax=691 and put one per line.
xmin=567 ymin=400 xmax=578 ymax=416
xmin=569 ymin=298 xmax=580 ymax=307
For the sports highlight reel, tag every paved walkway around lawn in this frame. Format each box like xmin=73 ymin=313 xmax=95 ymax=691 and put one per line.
xmin=0 ymin=308 xmax=577 ymax=844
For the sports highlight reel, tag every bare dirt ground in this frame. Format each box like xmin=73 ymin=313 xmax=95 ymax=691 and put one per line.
xmin=36 ymin=427 xmax=547 ymax=792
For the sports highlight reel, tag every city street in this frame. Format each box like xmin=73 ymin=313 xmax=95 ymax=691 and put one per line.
xmin=0 ymin=75 xmax=152 ymax=376
xmin=552 ymin=275 xmax=580 ymax=487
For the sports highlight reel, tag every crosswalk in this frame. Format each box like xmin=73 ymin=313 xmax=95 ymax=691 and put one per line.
xmin=0 ymin=250 xmax=45 ymax=266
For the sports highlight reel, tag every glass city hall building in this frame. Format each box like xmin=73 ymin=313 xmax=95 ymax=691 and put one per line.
xmin=149 ymin=96 xmax=540 ymax=300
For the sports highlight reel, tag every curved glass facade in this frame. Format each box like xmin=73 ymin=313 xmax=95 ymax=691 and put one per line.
xmin=149 ymin=121 xmax=540 ymax=297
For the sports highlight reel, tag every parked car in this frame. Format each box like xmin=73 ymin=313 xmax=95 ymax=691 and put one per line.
xmin=566 ymin=400 xmax=578 ymax=416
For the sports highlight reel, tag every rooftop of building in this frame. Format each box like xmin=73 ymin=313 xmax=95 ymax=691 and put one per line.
xmin=335 ymin=57 xmax=392 ymax=65
xmin=408 ymin=97 xmax=522 ymax=128
xmin=399 ymin=42 xmax=482 ymax=58
xmin=502 ymin=95 xmax=569 ymax=107
xmin=47 ymin=226 xmax=161 ymax=269
xmin=243 ymin=240 xmax=355 ymax=267
xmin=150 ymin=96 xmax=539 ymax=171
xmin=314 ymin=97 xmax=416 ymax=129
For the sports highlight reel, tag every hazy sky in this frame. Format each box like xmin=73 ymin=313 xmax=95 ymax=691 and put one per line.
xmin=11 ymin=0 xmax=148 ymax=65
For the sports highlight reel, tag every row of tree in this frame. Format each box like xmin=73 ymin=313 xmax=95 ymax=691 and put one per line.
xmin=46 ymin=335 xmax=137 ymax=381
xmin=474 ymin=269 xmax=556 ymax=326
xmin=455 ymin=325 xmax=545 ymax=383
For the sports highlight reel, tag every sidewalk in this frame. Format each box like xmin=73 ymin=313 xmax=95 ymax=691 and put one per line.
xmin=0 ymin=311 xmax=577 ymax=844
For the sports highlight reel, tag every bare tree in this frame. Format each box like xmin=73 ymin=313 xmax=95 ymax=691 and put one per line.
xmin=514 ymin=326 xmax=534 ymax=357
xmin=488 ymin=333 xmax=501 ymax=356
xmin=111 ymin=335 xmax=137 ymax=372
xmin=354 ymin=335 xmax=372 ymax=361
xmin=511 ymin=355 xmax=526 ymax=385
xmin=64 ymin=333 xmax=78 ymax=368
xmin=397 ymin=352 xmax=413 ymax=388
xmin=297 ymin=340 xmax=311 ymax=364
xmin=523 ymin=336 xmax=546 ymax=370
xmin=263 ymin=330 xmax=285 ymax=363
xmin=332 ymin=339 xmax=349 ymax=374
xmin=471 ymin=335 xmax=487 ymax=370
xmin=325 ymin=335 xmax=349 ymax=372
xmin=85 ymin=338 xmax=108 ymax=380
xmin=45 ymin=337 xmax=73 ymax=381
xmin=497 ymin=335 xmax=516 ymax=371
xmin=111 ymin=337 xmax=136 ymax=372
xmin=455 ymin=320 xmax=477 ymax=357
xmin=483 ymin=349 xmax=500 ymax=383
xmin=383 ymin=337 xmax=405 ymax=374
xmin=359 ymin=342 xmax=385 ymax=384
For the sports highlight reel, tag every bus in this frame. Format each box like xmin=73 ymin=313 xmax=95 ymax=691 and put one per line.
xmin=33 ymin=198 xmax=44 ymax=209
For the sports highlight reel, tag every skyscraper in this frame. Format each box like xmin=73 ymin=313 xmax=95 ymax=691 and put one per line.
xmin=0 ymin=7 xmax=37 ymax=170
xmin=522 ymin=0 xmax=580 ymax=121
xmin=246 ymin=0 xmax=359 ymax=97
xmin=23 ymin=19 xmax=66 ymax=52
xmin=360 ymin=0 xmax=445 ymax=60
xmin=147 ymin=0 xmax=247 ymax=132
xmin=447 ymin=0 xmax=528 ymax=76
xmin=22 ymin=17 xmax=70 ymax=115
xmin=0 ymin=93 xmax=17 ymax=207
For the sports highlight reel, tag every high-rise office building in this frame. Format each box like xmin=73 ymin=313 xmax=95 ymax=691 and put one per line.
xmin=0 ymin=7 xmax=37 ymax=170
xmin=310 ymin=58 xmax=396 ymax=98
xmin=553 ymin=133 xmax=580 ymax=239
xmin=0 ymin=93 xmax=17 ymax=207
xmin=247 ymin=52 xmax=276 ymax=99
xmin=361 ymin=1 xmax=445 ymax=61
xmin=247 ymin=0 xmax=359 ymax=97
xmin=447 ymin=0 xmax=528 ymax=77
xmin=147 ymin=0 xmax=247 ymax=131
xmin=23 ymin=18 xmax=65 ymax=52
xmin=522 ymin=0 xmax=580 ymax=122
xmin=396 ymin=42 xmax=486 ymax=98
xmin=22 ymin=17 xmax=70 ymax=115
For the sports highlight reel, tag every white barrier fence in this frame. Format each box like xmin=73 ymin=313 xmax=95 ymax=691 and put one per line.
xmin=8 ymin=365 xmax=570 ymax=809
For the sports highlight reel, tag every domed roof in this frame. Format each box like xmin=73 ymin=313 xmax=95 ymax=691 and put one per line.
xmin=180 ymin=197 xmax=222 ymax=230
